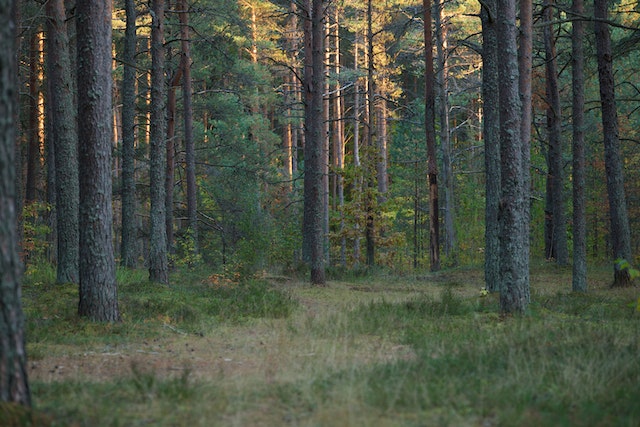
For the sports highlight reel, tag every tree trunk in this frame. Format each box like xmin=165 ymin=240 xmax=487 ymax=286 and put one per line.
xmin=434 ymin=0 xmax=455 ymax=260
xmin=497 ymin=0 xmax=530 ymax=314
xmin=517 ymin=0 xmax=532 ymax=290
xmin=333 ymin=5 xmax=346 ymax=267
xmin=543 ymin=0 xmax=568 ymax=265
xmin=26 ymin=31 xmax=41 ymax=204
xmin=481 ymin=0 xmax=500 ymax=292
xmin=76 ymin=0 xmax=120 ymax=321
xmin=571 ymin=0 xmax=587 ymax=292
xmin=352 ymin=29 xmax=362 ymax=265
xmin=149 ymin=0 xmax=169 ymax=284
xmin=46 ymin=0 xmax=79 ymax=283
xmin=166 ymin=67 xmax=182 ymax=255
xmin=0 ymin=0 xmax=31 ymax=405
xmin=179 ymin=0 xmax=197 ymax=253
xmin=594 ymin=0 xmax=633 ymax=287
xmin=364 ymin=0 xmax=376 ymax=267
xmin=424 ymin=0 xmax=440 ymax=272
xmin=120 ymin=0 xmax=137 ymax=268
xmin=302 ymin=0 xmax=326 ymax=284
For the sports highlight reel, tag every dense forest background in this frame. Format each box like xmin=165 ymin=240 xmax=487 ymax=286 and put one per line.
xmin=2 ymin=0 xmax=640 ymax=417
xmin=15 ymin=0 xmax=640 ymax=280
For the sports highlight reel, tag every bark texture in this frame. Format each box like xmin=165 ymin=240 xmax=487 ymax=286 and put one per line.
xmin=302 ymin=0 xmax=326 ymax=284
xmin=149 ymin=0 xmax=169 ymax=284
xmin=481 ymin=0 xmax=500 ymax=292
xmin=571 ymin=0 xmax=587 ymax=292
xmin=497 ymin=0 xmax=530 ymax=313
xmin=46 ymin=0 xmax=79 ymax=283
xmin=594 ymin=0 xmax=633 ymax=287
xmin=424 ymin=0 xmax=440 ymax=272
xmin=120 ymin=0 xmax=137 ymax=268
xmin=76 ymin=0 xmax=120 ymax=321
xmin=543 ymin=0 xmax=568 ymax=265
xmin=0 ymin=0 xmax=31 ymax=405
xmin=180 ymin=0 xmax=198 ymax=252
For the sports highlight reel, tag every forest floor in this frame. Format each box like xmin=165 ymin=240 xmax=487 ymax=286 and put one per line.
xmin=9 ymin=264 xmax=640 ymax=426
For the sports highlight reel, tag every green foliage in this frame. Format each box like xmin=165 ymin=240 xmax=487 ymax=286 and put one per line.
xmin=22 ymin=202 xmax=52 ymax=263
xmin=170 ymin=228 xmax=202 ymax=269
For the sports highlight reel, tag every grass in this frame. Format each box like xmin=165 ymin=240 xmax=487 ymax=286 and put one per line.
xmin=16 ymin=263 xmax=640 ymax=426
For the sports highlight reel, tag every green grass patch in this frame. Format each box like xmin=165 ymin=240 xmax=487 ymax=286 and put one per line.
xmin=20 ymin=264 xmax=640 ymax=426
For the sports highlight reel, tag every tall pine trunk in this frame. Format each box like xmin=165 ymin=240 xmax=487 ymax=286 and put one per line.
xmin=45 ymin=0 xmax=79 ymax=283
xmin=149 ymin=0 xmax=169 ymax=284
xmin=571 ymin=0 xmax=587 ymax=291
xmin=0 ymin=0 xmax=31 ymax=405
xmin=517 ymin=0 xmax=532 ymax=291
xmin=543 ymin=0 xmax=568 ymax=265
xmin=594 ymin=0 xmax=633 ymax=286
xmin=76 ymin=0 xmax=120 ymax=321
xmin=497 ymin=0 xmax=530 ymax=314
xmin=179 ymin=0 xmax=197 ymax=254
xmin=435 ymin=0 xmax=455 ymax=260
xmin=302 ymin=0 xmax=326 ymax=284
xmin=120 ymin=0 xmax=137 ymax=268
xmin=481 ymin=0 xmax=500 ymax=292
xmin=424 ymin=0 xmax=440 ymax=272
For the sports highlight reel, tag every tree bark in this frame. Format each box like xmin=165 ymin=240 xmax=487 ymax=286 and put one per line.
xmin=365 ymin=0 xmax=376 ymax=267
xmin=166 ymin=67 xmax=182 ymax=255
xmin=149 ymin=0 xmax=169 ymax=284
xmin=25 ymin=31 xmax=41 ymax=204
xmin=46 ymin=0 xmax=79 ymax=283
xmin=424 ymin=0 xmax=440 ymax=272
xmin=594 ymin=0 xmax=633 ymax=287
xmin=571 ymin=0 xmax=587 ymax=292
xmin=120 ymin=0 xmax=138 ymax=268
xmin=481 ymin=0 xmax=500 ymax=292
xmin=543 ymin=0 xmax=568 ymax=265
xmin=0 ymin=0 xmax=31 ymax=405
xmin=302 ymin=0 xmax=326 ymax=284
xmin=76 ymin=0 xmax=120 ymax=321
xmin=434 ymin=0 xmax=455 ymax=260
xmin=179 ymin=0 xmax=198 ymax=253
xmin=497 ymin=0 xmax=530 ymax=314
xmin=517 ymin=0 xmax=532 ymax=290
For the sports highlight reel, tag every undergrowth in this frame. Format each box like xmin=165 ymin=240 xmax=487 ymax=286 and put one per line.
xmin=17 ymin=264 xmax=640 ymax=426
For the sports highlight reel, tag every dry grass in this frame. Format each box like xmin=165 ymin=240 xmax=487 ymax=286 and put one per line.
xmin=20 ymin=264 xmax=640 ymax=426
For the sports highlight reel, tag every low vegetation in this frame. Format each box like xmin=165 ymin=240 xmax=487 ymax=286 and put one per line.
xmin=13 ymin=263 xmax=640 ymax=426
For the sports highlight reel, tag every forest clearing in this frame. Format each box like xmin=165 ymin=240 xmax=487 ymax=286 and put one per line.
xmin=3 ymin=264 xmax=638 ymax=426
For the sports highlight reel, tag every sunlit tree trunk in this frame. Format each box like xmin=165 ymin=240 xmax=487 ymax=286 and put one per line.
xmin=351 ymin=28 xmax=363 ymax=265
xmin=25 ymin=31 xmax=41 ymax=204
xmin=424 ymin=0 xmax=440 ymax=272
xmin=333 ymin=5 xmax=346 ymax=267
xmin=149 ymin=0 xmax=169 ymax=284
xmin=76 ymin=0 xmax=120 ymax=321
xmin=543 ymin=0 xmax=568 ymax=265
xmin=481 ymin=0 xmax=500 ymax=292
xmin=497 ymin=0 xmax=529 ymax=314
xmin=594 ymin=0 xmax=633 ymax=287
xmin=45 ymin=0 xmax=79 ymax=282
xmin=0 ymin=0 xmax=31 ymax=405
xmin=571 ymin=0 xmax=587 ymax=292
